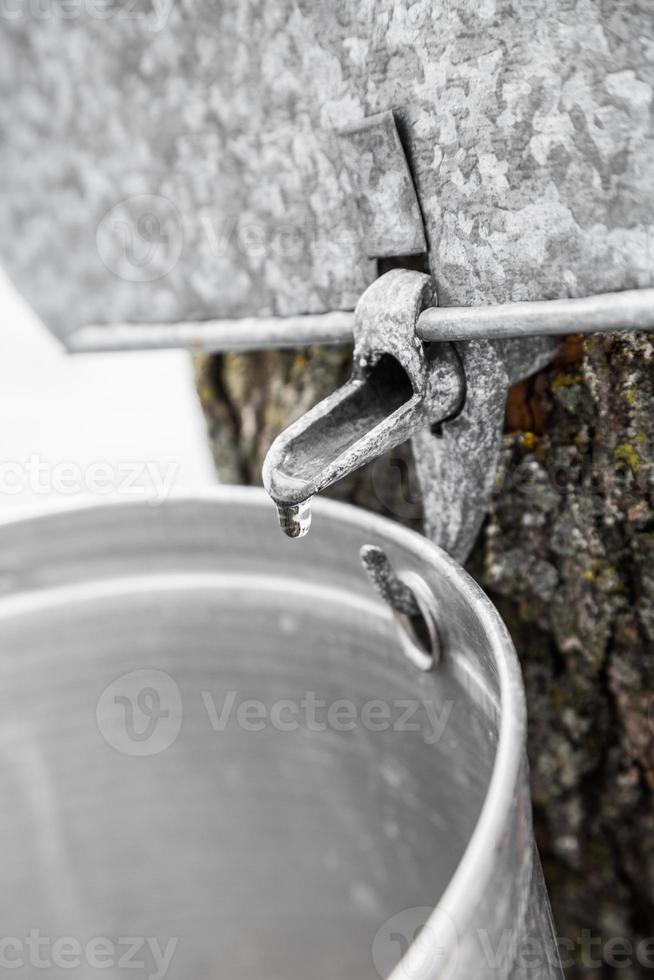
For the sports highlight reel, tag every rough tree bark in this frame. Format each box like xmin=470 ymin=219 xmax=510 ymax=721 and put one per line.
xmin=197 ymin=331 xmax=654 ymax=980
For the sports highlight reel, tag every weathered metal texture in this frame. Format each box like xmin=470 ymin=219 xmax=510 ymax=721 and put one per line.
xmin=0 ymin=1 xmax=652 ymax=342
xmin=262 ymin=270 xmax=465 ymax=538
xmin=412 ymin=340 xmax=510 ymax=561
xmin=0 ymin=487 xmax=562 ymax=979
xmin=414 ymin=327 xmax=561 ymax=560
xmin=337 ymin=111 xmax=427 ymax=258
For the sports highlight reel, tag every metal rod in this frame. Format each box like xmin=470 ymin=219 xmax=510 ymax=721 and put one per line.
xmin=67 ymin=287 xmax=654 ymax=354
xmin=67 ymin=312 xmax=355 ymax=353
xmin=417 ymin=288 xmax=654 ymax=342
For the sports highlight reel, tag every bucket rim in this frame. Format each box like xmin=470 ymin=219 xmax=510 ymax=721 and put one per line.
xmin=0 ymin=486 xmax=527 ymax=975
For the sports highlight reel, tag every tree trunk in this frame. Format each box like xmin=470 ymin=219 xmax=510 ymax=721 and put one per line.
xmin=197 ymin=330 xmax=654 ymax=980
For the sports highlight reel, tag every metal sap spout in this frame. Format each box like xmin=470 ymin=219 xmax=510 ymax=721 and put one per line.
xmin=262 ymin=271 xmax=466 ymax=540
xmin=262 ymin=354 xmax=419 ymax=538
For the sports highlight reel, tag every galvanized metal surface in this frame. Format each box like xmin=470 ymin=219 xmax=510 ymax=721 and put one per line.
xmin=0 ymin=487 xmax=562 ymax=978
xmin=412 ymin=338 xmax=509 ymax=561
xmin=337 ymin=111 xmax=427 ymax=259
xmin=0 ymin=1 xmax=652 ymax=341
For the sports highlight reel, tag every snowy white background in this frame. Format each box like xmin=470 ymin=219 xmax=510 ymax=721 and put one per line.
xmin=0 ymin=267 xmax=216 ymax=510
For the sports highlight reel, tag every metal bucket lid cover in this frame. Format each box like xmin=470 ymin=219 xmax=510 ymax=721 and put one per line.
xmin=0 ymin=1 xmax=651 ymax=344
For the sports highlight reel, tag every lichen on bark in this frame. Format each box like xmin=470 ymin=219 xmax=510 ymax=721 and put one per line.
xmin=485 ymin=331 xmax=654 ymax=979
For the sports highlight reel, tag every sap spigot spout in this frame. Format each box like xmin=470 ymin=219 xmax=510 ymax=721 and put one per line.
xmin=262 ymin=273 xmax=465 ymax=540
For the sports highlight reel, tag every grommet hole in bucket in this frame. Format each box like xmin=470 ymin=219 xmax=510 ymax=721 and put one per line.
xmin=392 ymin=569 xmax=441 ymax=671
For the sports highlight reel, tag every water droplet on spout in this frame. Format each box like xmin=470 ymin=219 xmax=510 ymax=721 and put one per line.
xmin=275 ymin=498 xmax=312 ymax=539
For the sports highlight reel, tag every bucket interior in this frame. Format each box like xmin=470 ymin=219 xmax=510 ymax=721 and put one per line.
xmin=0 ymin=491 xmax=506 ymax=980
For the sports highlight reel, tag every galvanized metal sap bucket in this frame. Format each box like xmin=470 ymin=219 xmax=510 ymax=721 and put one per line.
xmin=0 ymin=488 xmax=561 ymax=979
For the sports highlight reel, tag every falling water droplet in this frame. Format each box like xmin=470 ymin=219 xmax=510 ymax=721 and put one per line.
xmin=275 ymin=498 xmax=312 ymax=538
